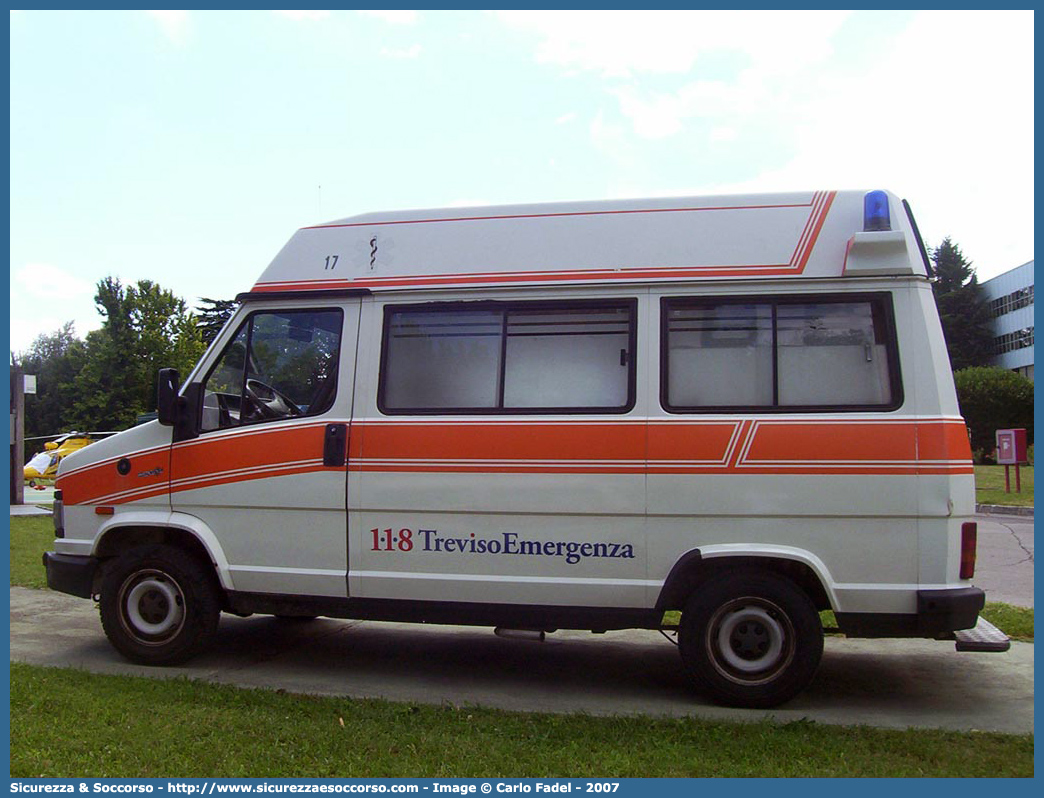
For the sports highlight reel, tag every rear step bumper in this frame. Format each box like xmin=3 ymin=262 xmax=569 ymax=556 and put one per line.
xmin=953 ymin=616 xmax=1011 ymax=653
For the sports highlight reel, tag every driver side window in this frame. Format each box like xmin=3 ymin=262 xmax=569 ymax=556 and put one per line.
xmin=201 ymin=308 xmax=344 ymax=432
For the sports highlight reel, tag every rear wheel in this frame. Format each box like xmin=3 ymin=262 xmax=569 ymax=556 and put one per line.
xmin=678 ymin=568 xmax=823 ymax=708
xmin=99 ymin=545 xmax=220 ymax=665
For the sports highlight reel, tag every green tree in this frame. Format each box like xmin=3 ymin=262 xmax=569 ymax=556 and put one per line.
xmin=72 ymin=278 xmax=206 ymax=430
xmin=954 ymin=366 xmax=1034 ymax=460
xmin=196 ymin=297 xmax=238 ymax=346
xmin=931 ymin=238 xmax=994 ymax=371
xmin=16 ymin=322 xmax=88 ymax=444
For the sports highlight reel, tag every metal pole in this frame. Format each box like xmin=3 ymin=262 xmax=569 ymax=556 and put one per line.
xmin=10 ymin=366 xmax=24 ymax=505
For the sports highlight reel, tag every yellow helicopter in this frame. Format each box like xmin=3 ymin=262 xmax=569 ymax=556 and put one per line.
xmin=24 ymin=432 xmax=97 ymax=486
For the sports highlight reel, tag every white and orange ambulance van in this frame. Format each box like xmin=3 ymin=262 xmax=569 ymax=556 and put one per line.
xmin=44 ymin=189 xmax=1008 ymax=707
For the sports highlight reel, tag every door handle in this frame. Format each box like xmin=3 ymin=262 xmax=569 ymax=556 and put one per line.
xmin=323 ymin=424 xmax=348 ymax=467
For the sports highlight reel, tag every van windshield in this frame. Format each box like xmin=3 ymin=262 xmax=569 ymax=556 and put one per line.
xmin=200 ymin=309 xmax=344 ymax=431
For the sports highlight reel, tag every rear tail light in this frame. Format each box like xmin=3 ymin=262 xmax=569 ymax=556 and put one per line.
xmin=960 ymin=522 xmax=977 ymax=579
xmin=53 ymin=490 xmax=64 ymax=538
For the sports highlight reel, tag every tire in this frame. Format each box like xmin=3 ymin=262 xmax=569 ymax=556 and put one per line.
xmin=678 ymin=568 xmax=823 ymax=708
xmin=99 ymin=545 xmax=221 ymax=666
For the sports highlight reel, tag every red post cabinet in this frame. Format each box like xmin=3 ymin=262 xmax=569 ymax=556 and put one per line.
xmin=995 ymin=428 xmax=1028 ymax=465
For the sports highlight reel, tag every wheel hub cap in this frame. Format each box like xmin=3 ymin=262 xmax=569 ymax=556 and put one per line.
xmin=120 ymin=571 xmax=186 ymax=642
xmin=707 ymin=598 xmax=795 ymax=685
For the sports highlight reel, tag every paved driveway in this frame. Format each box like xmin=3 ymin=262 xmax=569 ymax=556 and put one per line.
xmin=975 ymin=513 xmax=1034 ymax=606
xmin=9 ymin=585 xmax=1034 ymax=734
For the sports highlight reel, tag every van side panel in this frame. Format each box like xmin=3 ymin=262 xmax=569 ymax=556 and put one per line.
xmin=346 ymin=293 xmax=652 ymax=608
xmin=342 ymin=278 xmax=975 ymax=619
xmin=646 ymin=280 xmax=971 ymax=617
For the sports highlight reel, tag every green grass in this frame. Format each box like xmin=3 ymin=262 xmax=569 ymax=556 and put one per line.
xmin=975 ymin=464 xmax=1034 ymax=507
xmin=980 ymin=603 xmax=1035 ymax=641
xmin=9 ymin=662 xmax=1033 ymax=778
xmin=10 ymin=514 xmax=53 ymax=589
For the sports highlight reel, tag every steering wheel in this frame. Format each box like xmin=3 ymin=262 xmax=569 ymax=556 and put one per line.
xmin=244 ymin=379 xmax=302 ymax=419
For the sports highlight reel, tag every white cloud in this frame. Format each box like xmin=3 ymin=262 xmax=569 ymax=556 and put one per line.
xmin=555 ymin=112 xmax=578 ymax=125
xmin=359 ymin=10 xmax=418 ymax=26
xmin=274 ymin=10 xmax=331 ymax=22
xmin=380 ymin=44 xmax=422 ymax=59
xmin=14 ymin=263 xmax=94 ymax=302
xmin=696 ymin=11 xmax=1034 ymax=277
xmin=10 ymin=264 xmax=101 ymax=354
xmin=498 ymin=10 xmax=849 ymax=79
xmin=611 ymin=88 xmax=685 ymax=140
xmin=509 ymin=10 xmax=1031 ymax=276
xmin=498 ymin=10 xmax=851 ymax=144
xmin=708 ymin=126 xmax=736 ymax=144
xmin=146 ymin=10 xmax=189 ymax=45
xmin=588 ymin=112 xmax=648 ymax=197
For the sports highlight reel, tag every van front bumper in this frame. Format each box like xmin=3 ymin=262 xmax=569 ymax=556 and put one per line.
xmin=836 ymin=587 xmax=985 ymax=638
xmin=43 ymin=552 xmax=98 ymax=599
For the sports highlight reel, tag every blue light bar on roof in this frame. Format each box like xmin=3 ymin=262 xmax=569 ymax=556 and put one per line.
xmin=863 ymin=190 xmax=891 ymax=231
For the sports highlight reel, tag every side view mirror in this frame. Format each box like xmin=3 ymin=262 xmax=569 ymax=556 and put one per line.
xmin=157 ymin=368 xmax=181 ymax=426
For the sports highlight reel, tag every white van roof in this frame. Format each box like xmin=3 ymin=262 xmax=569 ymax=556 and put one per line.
xmin=248 ymin=189 xmax=927 ymax=296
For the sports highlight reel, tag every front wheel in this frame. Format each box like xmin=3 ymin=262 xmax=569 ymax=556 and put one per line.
xmin=99 ymin=545 xmax=221 ymax=665
xmin=678 ymin=568 xmax=823 ymax=708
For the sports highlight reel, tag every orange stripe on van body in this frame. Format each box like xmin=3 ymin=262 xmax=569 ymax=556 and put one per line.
xmin=742 ymin=421 xmax=917 ymax=463
xmin=790 ymin=191 xmax=835 ymax=271
xmin=916 ymin=420 xmax=975 ymax=463
xmin=348 ymin=418 xmax=972 ymax=476
xmin=58 ymin=448 xmax=170 ymax=506
xmin=646 ymin=422 xmax=738 ymax=464
xmin=170 ymin=422 xmax=335 ymax=492
xmin=60 ymin=417 xmax=972 ymax=506
xmin=351 ymin=422 xmax=647 ymax=464
xmin=60 ymin=423 xmax=339 ymax=506
xmin=301 ymin=201 xmax=816 ymax=231
xmin=253 ymin=264 xmax=798 ymax=292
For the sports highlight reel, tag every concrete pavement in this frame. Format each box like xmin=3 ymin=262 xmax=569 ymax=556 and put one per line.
xmin=11 ymin=484 xmax=55 ymax=515
xmin=974 ymin=513 xmax=1035 ymax=607
xmin=9 ymin=585 xmax=1034 ymax=734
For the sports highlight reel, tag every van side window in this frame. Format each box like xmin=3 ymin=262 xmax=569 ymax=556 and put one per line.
xmin=379 ymin=300 xmax=637 ymax=414
xmin=662 ymin=294 xmax=901 ymax=412
xmin=200 ymin=309 xmax=343 ymax=431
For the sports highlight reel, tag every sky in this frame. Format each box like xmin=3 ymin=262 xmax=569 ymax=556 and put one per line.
xmin=7 ymin=9 xmax=1035 ymax=355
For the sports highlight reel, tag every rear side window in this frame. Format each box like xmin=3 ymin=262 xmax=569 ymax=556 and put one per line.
xmin=662 ymin=294 xmax=902 ymax=412
xmin=379 ymin=300 xmax=637 ymax=414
